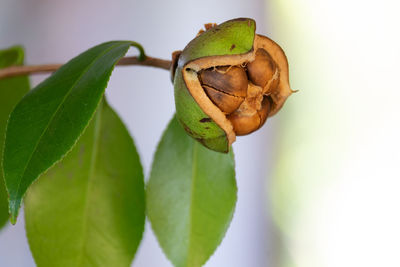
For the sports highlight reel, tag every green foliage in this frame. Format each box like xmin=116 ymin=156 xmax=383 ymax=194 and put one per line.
xmin=147 ymin=116 xmax=237 ymax=267
xmin=24 ymin=99 xmax=145 ymax=267
xmin=0 ymin=36 xmax=241 ymax=267
xmin=2 ymin=41 xmax=136 ymax=223
xmin=0 ymin=46 xmax=30 ymax=230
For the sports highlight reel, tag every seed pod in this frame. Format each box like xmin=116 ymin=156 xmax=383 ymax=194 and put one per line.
xmin=173 ymin=18 xmax=293 ymax=153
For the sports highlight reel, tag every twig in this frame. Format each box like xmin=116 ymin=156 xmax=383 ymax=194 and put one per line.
xmin=0 ymin=56 xmax=171 ymax=79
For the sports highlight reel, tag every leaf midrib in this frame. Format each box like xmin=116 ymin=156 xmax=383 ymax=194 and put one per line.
xmin=187 ymin=142 xmax=198 ymax=266
xmin=12 ymin=42 xmax=124 ymax=203
xmin=77 ymin=102 xmax=103 ymax=267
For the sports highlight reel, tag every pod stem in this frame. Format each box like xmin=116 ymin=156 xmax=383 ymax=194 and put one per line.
xmin=0 ymin=55 xmax=172 ymax=79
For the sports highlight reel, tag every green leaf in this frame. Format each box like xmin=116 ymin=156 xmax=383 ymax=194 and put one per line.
xmin=3 ymin=41 xmax=139 ymax=223
xmin=24 ymin=99 xmax=145 ymax=267
xmin=0 ymin=46 xmax=30 ymax=230
xmin=147 ymin=115 xmax=237 ymax=267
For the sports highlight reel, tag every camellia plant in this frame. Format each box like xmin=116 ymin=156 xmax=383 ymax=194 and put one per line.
xmin=0 ymin=18 xmax=292 ymax=267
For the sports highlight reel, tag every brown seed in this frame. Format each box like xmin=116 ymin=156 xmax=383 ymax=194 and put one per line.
xmin=247 ymin=48 xmax=277 ymax=88
xmin=227 ymin=111 xmax=260 ymax=136
xmin=227 ymin=96 xmax=271 ymax=136
xmin=203 ymin=85 xmax=245 ymax=114
xmin=199 ymin=66 xmax=248 ymax=97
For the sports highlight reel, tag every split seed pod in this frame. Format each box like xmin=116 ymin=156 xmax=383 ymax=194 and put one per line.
xmin=173 ymin=18 xmax=293 ymax=153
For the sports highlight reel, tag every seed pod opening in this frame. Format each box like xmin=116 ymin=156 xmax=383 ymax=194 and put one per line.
xmin=173 ymin=18 xmax=293 ymax=153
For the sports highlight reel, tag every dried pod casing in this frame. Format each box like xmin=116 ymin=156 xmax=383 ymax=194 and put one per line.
xmin=173 ymin=18 xmax=292 ymax=153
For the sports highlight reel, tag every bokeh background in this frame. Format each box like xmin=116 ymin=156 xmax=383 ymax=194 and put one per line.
xmin=0 ymin=0 xmax=399 ymax=266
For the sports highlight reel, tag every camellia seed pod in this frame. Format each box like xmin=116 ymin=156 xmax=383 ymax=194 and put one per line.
xmin=173 ymin=18 xmax=293 ymax=153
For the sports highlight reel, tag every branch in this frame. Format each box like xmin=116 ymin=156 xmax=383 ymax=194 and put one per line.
xmin=0 ymin=56 xmax=172 ymax=79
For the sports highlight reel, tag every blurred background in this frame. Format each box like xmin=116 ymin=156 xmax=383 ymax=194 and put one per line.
xmin=0 ymin=0 xmax=399 ymax=266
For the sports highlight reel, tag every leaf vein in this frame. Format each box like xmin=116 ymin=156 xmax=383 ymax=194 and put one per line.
xmin=12 ymin=42 xmax=125 ymax=208
xmin=77 ymin=101 xmax=103 ymax=267
xmin=187 ymin=142 xmax=198 ymax=266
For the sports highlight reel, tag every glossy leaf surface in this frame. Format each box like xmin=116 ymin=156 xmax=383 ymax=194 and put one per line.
xmin=3 ymin=41 xmax=133 ymax=223
xmin=0 ymin=46 xmax=30 ymax=229
xmin=25 ymin=100 xmax=145 ymax=267
xmin=147 ymin=116 xmax=237 ymax=267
